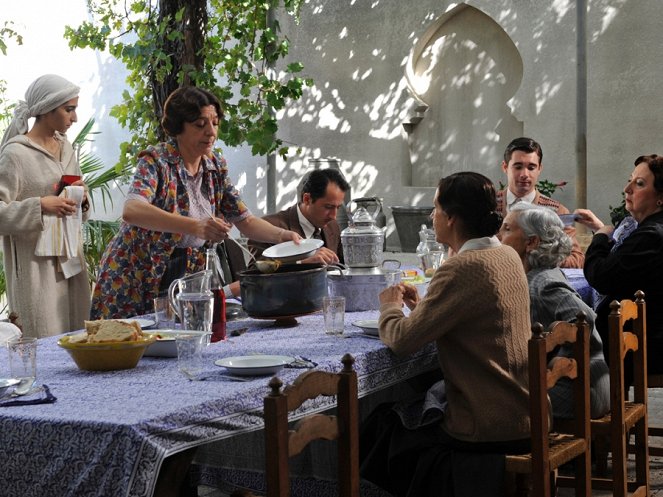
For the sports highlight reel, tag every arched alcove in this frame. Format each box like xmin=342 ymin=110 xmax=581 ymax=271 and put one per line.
xmin=403 ymin=4 xmax=524 ymax=185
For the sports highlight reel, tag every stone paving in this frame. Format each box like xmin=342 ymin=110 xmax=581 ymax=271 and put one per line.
xmin=556 ymin=387 xmax=663 ymax=496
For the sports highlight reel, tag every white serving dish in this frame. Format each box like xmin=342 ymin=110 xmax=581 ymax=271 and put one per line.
xmin=214 ymin=355 xmax=295 ymax=376
xmin=118 ymin=318 xmax=156 ymax=329
xmin=262 ymin=239 xmax=324 ymax=263
xmin=352 ymin=319 xmax=379 ymax=336
xmin=143 ymin=330 xmax=210 ymax=358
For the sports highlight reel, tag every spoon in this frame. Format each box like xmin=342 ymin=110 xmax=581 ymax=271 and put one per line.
xmin=254 ymin=259 xmax=281 ymax=274
xmin=201 ymin=206 xmax=258 ymax=267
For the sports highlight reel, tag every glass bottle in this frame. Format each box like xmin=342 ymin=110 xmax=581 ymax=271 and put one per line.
xmin=205 ymin=247 xmax=226 ymax=342
xmin=415 ymin=224 xmax=447 ymax=277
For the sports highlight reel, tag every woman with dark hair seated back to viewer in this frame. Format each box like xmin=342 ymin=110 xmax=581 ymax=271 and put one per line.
xmin=574 ymin=154 xmax=663 ymax=382
xmin=499 ymin=203 xmax=610 ymax=419
xmin=360 ymin=171 xmax=532 ymax=497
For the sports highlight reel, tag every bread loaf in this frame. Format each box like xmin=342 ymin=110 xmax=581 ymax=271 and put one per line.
xmin=83 ymin=319 xmax=143 ymax=343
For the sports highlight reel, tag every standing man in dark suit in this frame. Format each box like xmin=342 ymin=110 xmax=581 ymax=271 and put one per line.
xmin=250 ymin=168 xmax=350 ymax=264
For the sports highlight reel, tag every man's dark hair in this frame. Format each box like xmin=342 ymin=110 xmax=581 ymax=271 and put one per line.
xmin=503 ymin=137 xmax=543 ymax=164
xmin=297 ymin=169 xmax=350 ymax=202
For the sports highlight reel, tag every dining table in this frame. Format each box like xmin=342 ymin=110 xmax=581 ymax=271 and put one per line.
xmin=0 ymin=306 xmax=438 ymax=497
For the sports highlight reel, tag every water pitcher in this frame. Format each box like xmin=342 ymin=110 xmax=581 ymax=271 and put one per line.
xmin=168 ymin=270 xmax=214 ymax=332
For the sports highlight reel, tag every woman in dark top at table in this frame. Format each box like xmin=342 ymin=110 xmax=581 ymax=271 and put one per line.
xmin=91 ymin=87 xmax=300 ymax=319
xmin=574 ymin=154 xmax=663 ymax=379
xmin=499 ymin=203 xmax=610 ymax=419
xmin=361 ymin=172 xmax=531 ymax=497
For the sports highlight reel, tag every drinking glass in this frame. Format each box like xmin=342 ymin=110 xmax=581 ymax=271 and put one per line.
xmin=154 ymin=296 xmax=176 ymax=328
xmin=323 ymin=296 xmax=346 ymax=336
xmin=7 ymin=337 xmax=37 ymax=394
xmin=176 ymin=333 xmax=211 ymax=380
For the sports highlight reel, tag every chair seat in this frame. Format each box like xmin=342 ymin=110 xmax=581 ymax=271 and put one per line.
xmin=591 ymin=402 xmax=648 ymax=435
xmin=506 ymin=433 xmax=588 ymax=474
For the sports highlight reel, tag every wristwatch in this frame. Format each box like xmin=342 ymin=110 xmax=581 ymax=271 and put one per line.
xmin=223 ymin=285 xmax=234 ymax=299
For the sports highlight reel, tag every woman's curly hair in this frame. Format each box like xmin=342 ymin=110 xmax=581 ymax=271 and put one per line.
xmin=510 ymin=203 xmax=572 ymax=269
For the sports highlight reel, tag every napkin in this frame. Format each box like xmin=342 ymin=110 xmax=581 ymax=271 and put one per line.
xmin=35 ymin=185 xmax=85 ymax=278
xmin=0 ymin=384 xmax=57 ymax=407
xmin=285 ymin=355 xmax=318 ymax=368
xmin=0 ymin=321 xmax=21 ymax=344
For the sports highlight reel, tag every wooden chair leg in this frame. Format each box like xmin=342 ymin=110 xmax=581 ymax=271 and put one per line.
xmin=594 ymin=435 xmax=610 ymax=477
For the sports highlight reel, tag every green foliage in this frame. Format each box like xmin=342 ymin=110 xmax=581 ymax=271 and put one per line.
xmin=64 ymin=0 xmax=312 ymax=171
xmin=535 ymin=179 xmax=567 ymax=198
xmin=609 ymin=193 xmax=628 ymax=227
xmin=74 ymin=118 xmax=134 ymax=211
xmin=83 ymin=220 xmax=121 ymax=283
xmin=0 ymin=79 xmax=15 ymax=136
xmin=0 ymin=21 xmax=23 ymax=56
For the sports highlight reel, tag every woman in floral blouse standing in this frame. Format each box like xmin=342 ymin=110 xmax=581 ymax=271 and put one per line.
xmin=91 ymin=87 xmax=300 ymax=319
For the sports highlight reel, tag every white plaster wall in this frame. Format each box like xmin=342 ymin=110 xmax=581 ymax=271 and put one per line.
xmin=2 ymin=0 xmax=661 ymax=248
xmin=276 ymin=0 xmax=663 ymax=247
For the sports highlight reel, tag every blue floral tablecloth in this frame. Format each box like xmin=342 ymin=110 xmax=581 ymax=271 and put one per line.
xmin=0 ymin=309 xmax=437 ymax=497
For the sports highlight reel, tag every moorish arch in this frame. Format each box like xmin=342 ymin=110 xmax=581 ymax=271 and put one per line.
xmin=402 ymin=3 xmax=524 ymax=186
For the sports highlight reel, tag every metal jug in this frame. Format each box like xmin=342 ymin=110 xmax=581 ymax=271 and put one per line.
xmin=341 ymin=198 xmax=384 ymax=268
xmin=168 ymin=270 xmax=214 ymax=332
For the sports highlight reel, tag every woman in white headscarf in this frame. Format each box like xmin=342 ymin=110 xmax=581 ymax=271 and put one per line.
xmin=0 ymin=74 xmax=91 ymax=338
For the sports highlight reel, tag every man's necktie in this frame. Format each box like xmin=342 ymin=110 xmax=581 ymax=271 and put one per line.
xmin=312 ymin=228 xmax=322 ymax=240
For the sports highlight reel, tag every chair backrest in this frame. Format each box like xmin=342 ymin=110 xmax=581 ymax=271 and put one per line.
xmin=608 ymin=290 xmax=648 ymax=407
xmin=528 ymin=313 xmax=591 ymax=497
xmin=607 ymin=290 xmax=650 ymax=491
xmin=263 ymin=353 xmax=359 ymax=497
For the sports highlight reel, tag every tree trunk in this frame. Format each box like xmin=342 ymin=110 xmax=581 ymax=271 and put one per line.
xmin=153 ymin=0 xmax=207 ymax=140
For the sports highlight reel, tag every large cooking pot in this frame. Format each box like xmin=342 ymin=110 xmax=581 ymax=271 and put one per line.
xmin=327 ymin=266 xmax=401 ymax=312
xmin=239 ymin=263 xmax=328 ymax=318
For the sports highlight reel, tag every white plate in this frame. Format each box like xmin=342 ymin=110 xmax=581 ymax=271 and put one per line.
xmin=119 ymin=318 xmax=156 ymax=329
xmin=143 ymin=330 xmax=209 ymax=357
xmin=214 ymin=355 xmax=296 ymax=376
xmin=262 ymin=239 xmax=324 ymax=263
xmin=353 ymin=319 xmax=379 ymax=336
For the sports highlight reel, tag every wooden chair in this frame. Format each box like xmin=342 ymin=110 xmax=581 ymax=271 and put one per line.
xmin=646 ymin=373 xmax=663 ymax=456
xmin=231 ymin=353 xmax=359 ymax=497
xmin=505 ymin=314 xmax=592 ymax=497
xmin=560 ymin=291 xmax=650 ymax=496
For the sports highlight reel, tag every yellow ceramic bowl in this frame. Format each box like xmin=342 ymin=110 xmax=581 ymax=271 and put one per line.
xmin=58 ymin=334 xmax=157 ymax=371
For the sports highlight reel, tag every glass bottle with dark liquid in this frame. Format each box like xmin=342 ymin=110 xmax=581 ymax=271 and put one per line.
xmin=205 ymin=248 xmax=227 ymax=342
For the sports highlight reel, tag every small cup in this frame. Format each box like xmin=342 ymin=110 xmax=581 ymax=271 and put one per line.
xmin=154 ymin=296 xmax=176 ymax=328
xmin=7 ymin=337 xmax=37 ymax=393
xmin=323 ymin=296 xmax=346 ymax=336
xmin=176 ymin=333 xmax=211 ymax=380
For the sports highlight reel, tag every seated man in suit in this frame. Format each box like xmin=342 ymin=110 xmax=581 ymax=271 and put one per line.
xmin=497 ymin=136 xmax=585 ymax=268
xmin=249 ymin=168 xmax=350 ymax=264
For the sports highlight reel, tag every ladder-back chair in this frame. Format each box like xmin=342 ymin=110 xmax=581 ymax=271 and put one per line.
xmin=231 ymin=353 xmax=359 ymax=497
xmin=505 ymin=314 xmax=592 ymax=497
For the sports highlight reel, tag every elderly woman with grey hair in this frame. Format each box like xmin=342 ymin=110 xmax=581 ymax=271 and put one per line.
xmin=498 ymin=203 xmax=610 ymax=419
